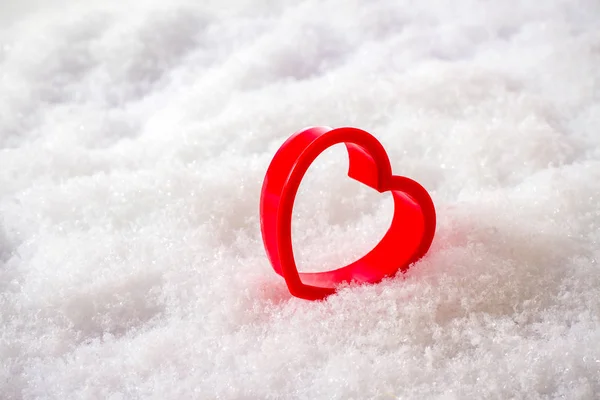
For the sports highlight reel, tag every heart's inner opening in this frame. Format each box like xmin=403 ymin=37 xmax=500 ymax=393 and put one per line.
xmin=292 ymin=144 xmax=394 ymax=273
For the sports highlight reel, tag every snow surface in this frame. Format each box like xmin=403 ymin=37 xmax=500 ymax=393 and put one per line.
xmin=1 ymin=0 xmax=600 ymax=398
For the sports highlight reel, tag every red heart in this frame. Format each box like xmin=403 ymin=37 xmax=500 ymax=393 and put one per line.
xmin=260 ymin=127 xmax=436 ymax=300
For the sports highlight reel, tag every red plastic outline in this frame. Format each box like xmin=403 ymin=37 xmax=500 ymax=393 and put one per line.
xmin=260 ymin=127 xmax=436 ymax=300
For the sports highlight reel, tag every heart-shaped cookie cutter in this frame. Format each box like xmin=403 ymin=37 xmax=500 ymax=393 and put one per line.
xmin=260 ymin=126 xmax=436 ymax=300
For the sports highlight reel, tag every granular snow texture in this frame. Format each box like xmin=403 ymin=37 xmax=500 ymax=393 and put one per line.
xmin=1 ymin=0 xmax=600 ymax=399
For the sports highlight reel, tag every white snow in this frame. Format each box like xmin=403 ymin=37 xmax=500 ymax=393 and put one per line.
xmin=1 ymin=0 xmax=600 ymax=398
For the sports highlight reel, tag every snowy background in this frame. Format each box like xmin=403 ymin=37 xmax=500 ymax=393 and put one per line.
xmin=1 ymin=0 xmax=600 ymax=398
